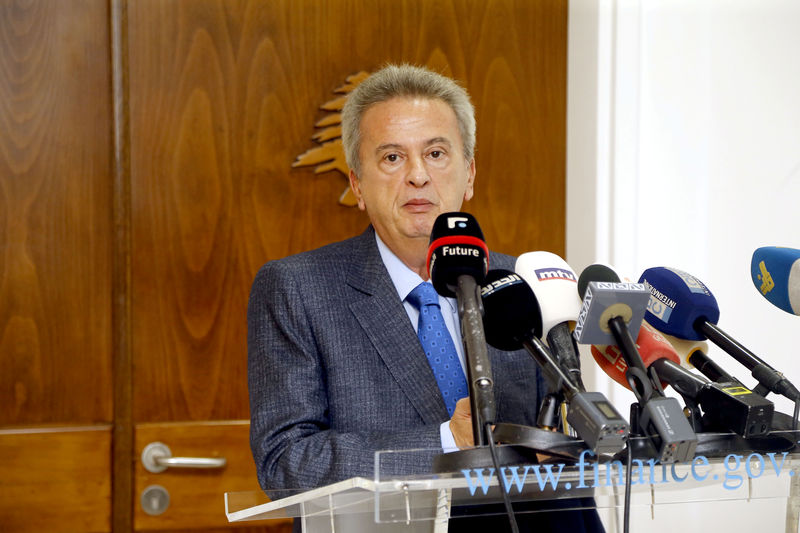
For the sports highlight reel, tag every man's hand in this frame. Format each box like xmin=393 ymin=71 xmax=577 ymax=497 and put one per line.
xmin=449 ymin=397 xmax=474 ymax=449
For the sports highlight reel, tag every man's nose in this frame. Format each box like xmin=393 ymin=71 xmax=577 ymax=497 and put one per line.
xmin=407 ymin=156 xmax=430 ymax=187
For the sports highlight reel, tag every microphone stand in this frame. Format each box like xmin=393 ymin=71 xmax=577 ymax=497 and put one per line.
xmin=696 ymin=320 xmax=800 ymax=401
xmin=455 ymin=274 xmax=495 ymax=446
xmin=434 ymin=275 xmax=548 ymax=472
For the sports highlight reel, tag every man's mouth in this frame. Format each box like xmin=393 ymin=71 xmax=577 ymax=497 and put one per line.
xmin=403 ymin=199 xmax=435 ymax=213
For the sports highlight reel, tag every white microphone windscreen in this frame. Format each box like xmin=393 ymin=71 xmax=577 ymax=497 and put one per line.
xmin=515 ymin=251 xmax=582 ymax=340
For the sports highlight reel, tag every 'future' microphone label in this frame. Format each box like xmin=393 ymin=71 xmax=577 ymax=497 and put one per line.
xmin=442 ymin=245 xmax=480 ymax=257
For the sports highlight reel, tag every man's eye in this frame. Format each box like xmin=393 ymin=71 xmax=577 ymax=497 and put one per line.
xmin=429 ymin=150 xmax=442 ymax=158
xmin=385 ymin=154 xmax=399 ymax=162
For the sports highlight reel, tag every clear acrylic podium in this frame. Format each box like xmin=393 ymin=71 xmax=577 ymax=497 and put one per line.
xmin=226 ymin=437 xmax=800 ymax=532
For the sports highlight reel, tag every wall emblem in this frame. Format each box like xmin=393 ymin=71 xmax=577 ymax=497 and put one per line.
xmin=293 ymin=71 xmax=370 ymax=207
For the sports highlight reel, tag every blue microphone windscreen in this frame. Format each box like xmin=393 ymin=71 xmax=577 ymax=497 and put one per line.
xmin=637 ymin=267 xmax=720 ymax=341
xmin=751 ymin=246 xmax=800 ymax=315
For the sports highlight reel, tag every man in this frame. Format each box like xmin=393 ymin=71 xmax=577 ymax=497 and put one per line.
xmin=248 ymin=64 xmax=603 ymax=531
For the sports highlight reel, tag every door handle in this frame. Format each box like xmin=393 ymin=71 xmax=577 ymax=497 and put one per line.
xmin=141 ymin=441 xmax=227 ymax=473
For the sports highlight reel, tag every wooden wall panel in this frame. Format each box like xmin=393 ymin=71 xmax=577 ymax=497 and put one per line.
xmin=127 ymin=0 xmax=373 ymax=422
xmin=468 ymin=1 xmax=568 ymax=255
xmin=0 ymin=1 xmax=112 ymax=424
xmin=0 ymin=426 xmax=112 ymax=532
xmin=128 ymin=0 xmax=567 ymax=423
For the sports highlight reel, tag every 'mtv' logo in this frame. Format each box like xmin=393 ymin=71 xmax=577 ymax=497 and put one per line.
xmin=534 ymin=268 xmax=576 ymax=282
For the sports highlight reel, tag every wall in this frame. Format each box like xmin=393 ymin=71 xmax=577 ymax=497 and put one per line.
xmin=568 ymin=0 xmax=800 ymax=530
xmin=0 ymin=1 xmax=569 ymax=530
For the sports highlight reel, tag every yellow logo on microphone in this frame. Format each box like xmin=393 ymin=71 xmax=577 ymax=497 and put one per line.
xmin=757 ymin=260 xmax=775 ymax=295
xmin=721 ymin=386 xmax=754 ymax=396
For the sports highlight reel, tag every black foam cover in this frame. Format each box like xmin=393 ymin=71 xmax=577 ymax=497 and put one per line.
xmin=480 ymin=269 xmax=543 ymax=351
xmin=427 ymin=212 xmax=489 ymax=297
xmin=577 ymin=263 xmax=621 ymax=299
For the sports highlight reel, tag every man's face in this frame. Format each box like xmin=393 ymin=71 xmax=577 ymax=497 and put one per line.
xmin=348 ymin=96 xmax=476 ymax=254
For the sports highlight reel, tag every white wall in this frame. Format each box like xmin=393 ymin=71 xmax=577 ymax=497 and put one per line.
xmin=568 ymin=0 xmax=800 ymax=529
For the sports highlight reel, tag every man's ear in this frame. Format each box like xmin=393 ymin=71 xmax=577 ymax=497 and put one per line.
xmin=348 ymin=169 xmax=366 ymax=210
xmin=463 ymin=158 xmax=476 ymax=202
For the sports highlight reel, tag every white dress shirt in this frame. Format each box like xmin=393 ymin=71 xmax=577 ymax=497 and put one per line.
xmin=374 ymin=232 xmax=465 ymax=452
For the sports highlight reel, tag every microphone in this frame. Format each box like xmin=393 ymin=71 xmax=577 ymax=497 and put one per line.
xmin=659 ymin=333 xmax=710 ymax=369
xmin=427 ymin=213 xmax=489 ymax=296
xmin=480 ymin=269 xmax=564 ymax=390
xmin=427 ymin=212 xmax=493 ymax=446
xmin=667 ymin=336 xmax=762 ymax=397
xmin=577 ymin=262 xmax=698 ymax=369
xmin=480 ymin=269 xmax=629 ymax=455
xmin=576 ymin=264 xmax=697 ymax=463
xmin=687 ymin=348 xmax=739 ymax=384
xmin=591 ymin=321 xmax=774 ymax=438
xmin=481 ymin=269 xmax=542 ymax=350
xmin=639 ymin=266 xmax=800 ymax=402
xmin=515 ymin=252 xmax=585 ymax=390
xmin=575 ymin=264 xmax=678 ymax=383
xmin=648 ymin=358 xmax=774 ymax=437
xmin=751 ymin=246 xmax=800 ymax=315
xmin=590 ymin=321 xmax=682 ymax=390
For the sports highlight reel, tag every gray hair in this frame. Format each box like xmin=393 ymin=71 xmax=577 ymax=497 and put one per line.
xmin=341 ymin=64 xmax=476 ymax=175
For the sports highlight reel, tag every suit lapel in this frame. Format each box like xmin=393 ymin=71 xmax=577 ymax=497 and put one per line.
xmin=345 ymin=228 xmax=449 ymax=425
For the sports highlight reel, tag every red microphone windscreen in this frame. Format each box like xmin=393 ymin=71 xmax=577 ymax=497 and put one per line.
xmin=592 ymin=321 xmax=681 ymax=390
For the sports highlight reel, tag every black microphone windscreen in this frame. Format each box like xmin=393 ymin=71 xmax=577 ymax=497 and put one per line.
xmin=481 ymin=269 xmax=543 ymax=351
xmin=427 ymin=212 xmax=489 ymax=297
xmin=577 ymin=263 xmax=621 ymax=299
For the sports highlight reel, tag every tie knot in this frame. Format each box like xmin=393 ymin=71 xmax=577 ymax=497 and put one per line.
xmin=407 ymin=282 xmax=440 ymax=309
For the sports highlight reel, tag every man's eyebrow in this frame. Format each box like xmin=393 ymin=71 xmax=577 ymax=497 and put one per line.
xmin=375 ymin=143 xmax=404 ymax=153
xmin=374 ymin=138 xmax=453 ymax=153
xmin=425 ymin=137 xmax=452 ymax=148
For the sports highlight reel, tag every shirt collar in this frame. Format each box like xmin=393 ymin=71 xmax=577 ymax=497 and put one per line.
xmin=374 ymin=232 xmax=425 ymax=303
xmin=374 ymin=232 xmax=459 ymax=318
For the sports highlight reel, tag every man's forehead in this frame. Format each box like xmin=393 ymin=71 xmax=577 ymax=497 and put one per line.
xmin=361 ymin=97 xmax=461 ymax=146
xmin=363 ymin=96 xmax=455 ymax=123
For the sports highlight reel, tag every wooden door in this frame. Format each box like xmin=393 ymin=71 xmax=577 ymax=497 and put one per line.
xmin=0 ymin=0 xmax=567 ymax=531
xmin=0 ymin=0 xmax=114 ymax=531
xmin=126 ymin=1 xmax=566 ymax=529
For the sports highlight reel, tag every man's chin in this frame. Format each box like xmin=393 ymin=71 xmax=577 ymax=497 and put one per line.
xmin=402 ymin=217 xmax=437 ymax=240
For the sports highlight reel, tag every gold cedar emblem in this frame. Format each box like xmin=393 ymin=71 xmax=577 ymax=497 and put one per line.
xmin=293 ymin=71 xmax=370 ymax=207
xmin=757 ymin=260 xmax=775 ymax=295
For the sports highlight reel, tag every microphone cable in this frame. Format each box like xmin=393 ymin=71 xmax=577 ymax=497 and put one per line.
xmin=485 ymin=422 xmax=520 ymax=533
xmin=623 ymin=440 xmax=633 ymax=533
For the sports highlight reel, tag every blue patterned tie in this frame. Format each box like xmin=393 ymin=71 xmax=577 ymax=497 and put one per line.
xmin=407 ymin=282 xmax=469 ymax=417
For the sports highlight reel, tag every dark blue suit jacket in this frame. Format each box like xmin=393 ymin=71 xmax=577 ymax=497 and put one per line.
xmin=248 ymin=226 xmax=545 ymax=492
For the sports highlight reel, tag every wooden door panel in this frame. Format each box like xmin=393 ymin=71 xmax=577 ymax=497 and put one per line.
xmin=133 ymin=421 xmax=290 ymax=531
xmin=0 ymin=0 xmax=112 ymax=426
xmin=0 ymin=1 xmax=114 ymax=531
xmin=0 ymin=426 xmax=111 ymax=533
